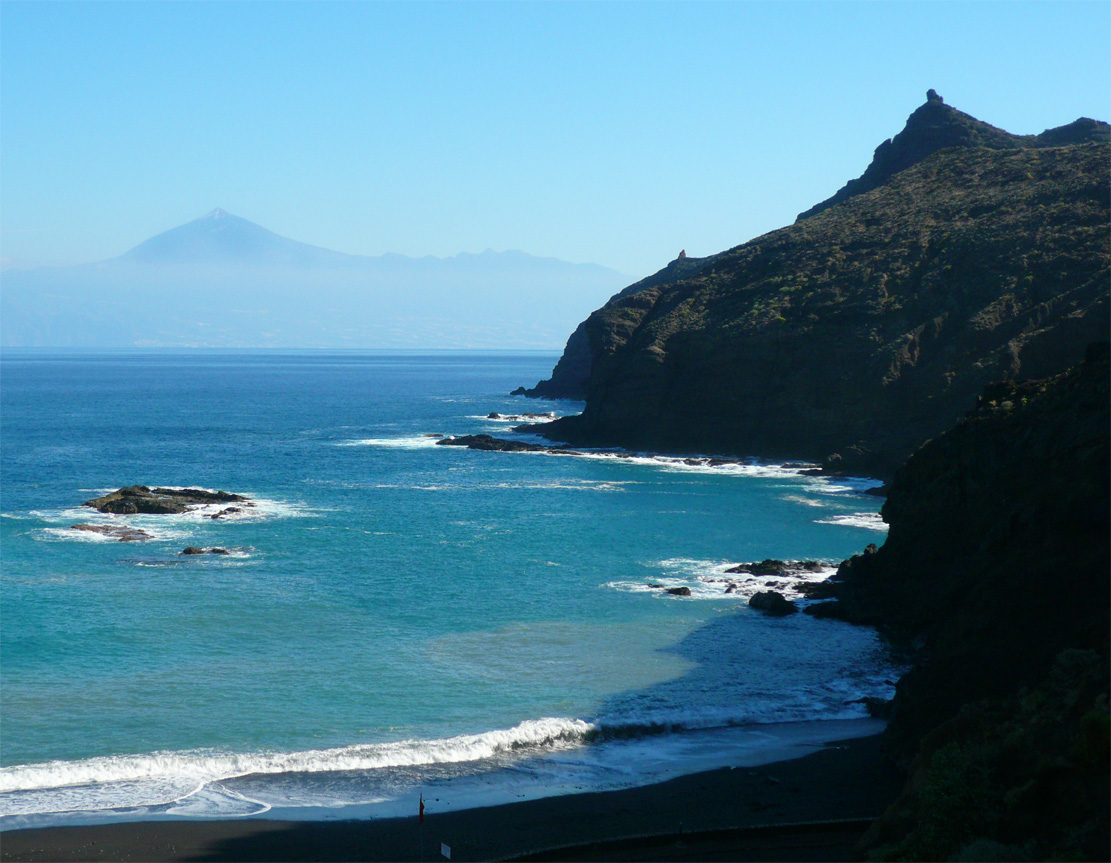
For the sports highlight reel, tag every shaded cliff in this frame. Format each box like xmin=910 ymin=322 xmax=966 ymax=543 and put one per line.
xmin=522 ymin=94 xmax=1109 ymax=477
xmin=515 ymin=251 xmax=710 ymax=400
xmin=811 ymin=345 xmax=1109 ymax=859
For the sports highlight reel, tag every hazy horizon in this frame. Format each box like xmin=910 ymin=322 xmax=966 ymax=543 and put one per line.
xmin=0 ymin=207 xmax=635 ymax=275
xmin=2 ymin=2 xmax=1108 ymax=276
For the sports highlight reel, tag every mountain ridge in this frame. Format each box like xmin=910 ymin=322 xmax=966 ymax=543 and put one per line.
xmin=796 ymin=89 xmax=1109 ymax=221
xmin=521 ymin=93 xmax=1110 ymax=477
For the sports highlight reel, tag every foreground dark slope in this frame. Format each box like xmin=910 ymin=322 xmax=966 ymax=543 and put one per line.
xmin=821 ymin=345 xmax=1109 ymax=860
xmin=527 ymin=96 xmax=1109 ymax=477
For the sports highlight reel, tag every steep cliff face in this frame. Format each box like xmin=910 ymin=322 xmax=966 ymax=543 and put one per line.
xmin=820 ymin=345 xmax=1110 ymax=860
xmin=824 ymin=343 xmax=1109 ymax=743
xmin=524 ymin=95 xmax=1109 ymax=477
xmin=515 ymin=252 xmax=710 ymax=400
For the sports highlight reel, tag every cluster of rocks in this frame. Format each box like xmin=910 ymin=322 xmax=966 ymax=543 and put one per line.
xmin=642 ymin=558 xmax=842 ymax=609
xmin=69 ymin=486 xmax=250 ymax=554
xmin=84 ymin=486 xmax=248 ymax=515
xmin=726 ymin=558 xmax=824 ymax=576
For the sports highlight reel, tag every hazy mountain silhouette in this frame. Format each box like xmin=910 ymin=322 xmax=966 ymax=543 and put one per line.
xmin=1 ymin=211 xmax=630 ymax=348
xmin=119 ymin=208 xmax=359 ymax=268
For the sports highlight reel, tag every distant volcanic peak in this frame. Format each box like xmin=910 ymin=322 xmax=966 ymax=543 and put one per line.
xmin=120 ymin=210 xmax=283 ymax=264
xmin=116 ymin=208 xmax=355 ymax=268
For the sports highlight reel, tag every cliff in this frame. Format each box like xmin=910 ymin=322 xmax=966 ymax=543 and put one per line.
xmin=520 ymin=94 xmax=1110 ymax=478
xmin=812 ymin=344 xmax=1109 ymax=859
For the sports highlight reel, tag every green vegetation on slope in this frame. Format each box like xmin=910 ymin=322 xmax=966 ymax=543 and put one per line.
xmin=543 ymin=140 xmax=1108 ymax=476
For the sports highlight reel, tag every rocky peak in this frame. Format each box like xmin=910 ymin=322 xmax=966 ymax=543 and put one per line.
xmin=796 ymin=91 xmax=1109 ymax=222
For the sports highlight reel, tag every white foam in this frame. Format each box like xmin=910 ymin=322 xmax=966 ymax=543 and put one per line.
xmin=38 ymin=522 xmax=192 ymax=545
xmin=568 ymin=452 xmax=815 ymax=479
xmin=0 ymin=718 xmax=594 ymax=816
xmin=40 ymin=527 xmax=118 ymax=543
xmin=815 ymin=513 xmax=889 ymax=532
xmin=336 ymin=436 xmax=443 ymax=448
xmin=779 ymin=494 xmax=829 ymax=508
xmin=807 ymin=476 xmax=886 ymax=495
xmin=169 ymin=497 xmax=314 ymax=523
xmin=469 ymin=413 xmax=558 ymax=423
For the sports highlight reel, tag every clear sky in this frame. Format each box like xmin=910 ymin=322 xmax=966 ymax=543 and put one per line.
xmin=2 ymin=1 xmax=1108 ymax=276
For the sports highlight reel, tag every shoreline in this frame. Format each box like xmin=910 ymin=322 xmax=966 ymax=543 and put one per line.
xmin=0 ymin=733 xmax=904 ymax=862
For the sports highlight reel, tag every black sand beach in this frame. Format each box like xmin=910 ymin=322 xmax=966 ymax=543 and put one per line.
xmin=1 ymin=733 xmax=903 ymax=862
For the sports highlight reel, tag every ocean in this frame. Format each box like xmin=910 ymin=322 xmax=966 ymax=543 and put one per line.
xmin=0 ymin=350 xmax=897 ymax=829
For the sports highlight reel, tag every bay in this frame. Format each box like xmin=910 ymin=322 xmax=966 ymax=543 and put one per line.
xmin=0 ymin=350 xmax=896 ymax=826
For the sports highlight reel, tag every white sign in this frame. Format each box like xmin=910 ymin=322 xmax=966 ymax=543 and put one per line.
xmin=441 ymin=842 xmax=451 ymax=859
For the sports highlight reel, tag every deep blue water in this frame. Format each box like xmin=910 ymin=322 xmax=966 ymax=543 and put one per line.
xmin=0 ymin=350 xmax=895 ymax=826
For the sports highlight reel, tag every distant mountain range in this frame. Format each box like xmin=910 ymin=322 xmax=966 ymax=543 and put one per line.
xmin=1 ymin=210 xmax=630 ymax=349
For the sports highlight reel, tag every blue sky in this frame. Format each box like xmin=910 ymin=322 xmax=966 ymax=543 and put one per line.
xmin=2 ymin=1 xmax=1108 ymax=276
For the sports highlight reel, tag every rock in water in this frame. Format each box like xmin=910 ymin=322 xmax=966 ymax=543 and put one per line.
xmin=84 ymin=486 xmax=248 ymax=514
xmin=748 ymin=591 xmax=798 ymax=616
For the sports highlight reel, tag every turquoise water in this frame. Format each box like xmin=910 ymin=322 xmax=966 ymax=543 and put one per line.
xmin=0 ymin=350 xmax=894 ymax=826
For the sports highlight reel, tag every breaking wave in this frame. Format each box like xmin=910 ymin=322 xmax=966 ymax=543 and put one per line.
xmin=815 ymin=513 xmax=889 ymax=532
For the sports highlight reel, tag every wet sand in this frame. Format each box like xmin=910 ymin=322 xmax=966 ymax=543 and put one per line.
xmin=1 ymin=734 xmax=903 ymax=862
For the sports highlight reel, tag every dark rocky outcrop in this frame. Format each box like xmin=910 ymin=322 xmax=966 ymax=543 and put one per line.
xmin=84 ymin=486 xmax=248 ymax=515
xmin=793 ymin=580 xmax=838 ymax=600
xmin=727 ymin=558 xmax=825 ymax=577
xmin=665 ymin=586 xmax=692 ymax=597
xmin=748 ymin=591 xmax=798 ymax=616
xmin=807 ymin=346 xmax=1109 ymax=860
xmin=727 ymin=558 xmax=789 ymax=576
xmin=520 ymin=94 xmax=1109 ymax=478
xmin=513 ymin=253 xmax=711 ymax=400
xmin=435 ymin=435 xmax=561 ymax=454
xmin=70 ymin=523 xmax=153 ymax=542
xmin=181 ymin=546 xmax=231 ymax=555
